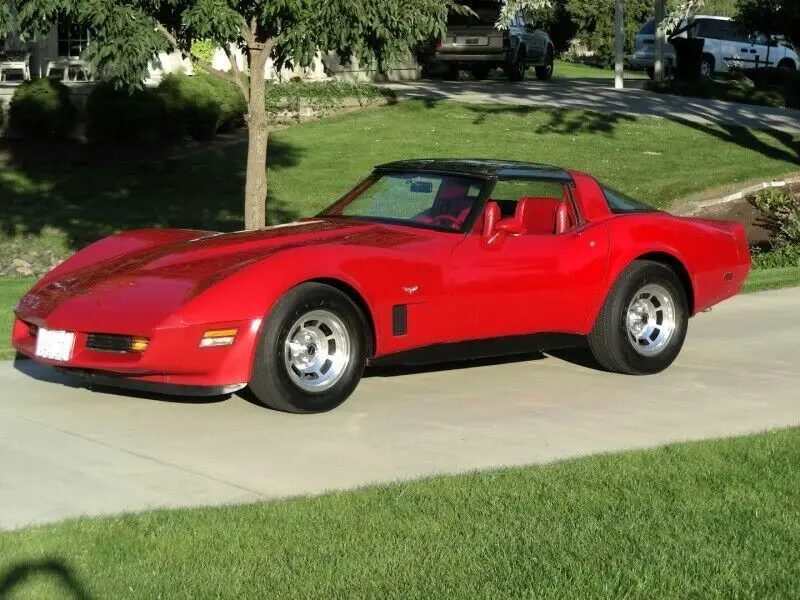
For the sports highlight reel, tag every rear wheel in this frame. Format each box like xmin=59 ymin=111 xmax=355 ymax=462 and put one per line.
xmin=588 ymin=260 xmax=688 ymax=375
xmin=249 ymin=283 xmax=368 ymax=413
xmin=778 ymin=58 xmax=796 ymax=72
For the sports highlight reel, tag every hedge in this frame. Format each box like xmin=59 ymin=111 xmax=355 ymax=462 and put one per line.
xmin=85 ymin=72 xmax=247 ymax=144
xmin=8 ymin=78 xmax=77 ymax=139
xmin=86 ymin=81 xmax=166 ymax=143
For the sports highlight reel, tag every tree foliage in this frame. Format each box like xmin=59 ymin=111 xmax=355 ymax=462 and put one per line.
xmin=735 ymin=0 xmax=800 ymax=50
xmin=2 ymin=0 xmax=463 ymax=230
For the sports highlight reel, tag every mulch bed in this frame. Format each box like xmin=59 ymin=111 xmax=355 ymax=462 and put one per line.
xmin=693 ymin=182 xmax=800 ymax=249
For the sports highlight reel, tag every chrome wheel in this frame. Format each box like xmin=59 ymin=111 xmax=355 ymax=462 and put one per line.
xmin=625 ymin=283 xmax=677 ymax=357
xmin=283 ymin=309 xmax=351 ymax=393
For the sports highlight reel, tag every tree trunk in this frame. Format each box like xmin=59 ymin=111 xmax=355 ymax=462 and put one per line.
xmin=244 ymin=47 xmax=270 ymax=230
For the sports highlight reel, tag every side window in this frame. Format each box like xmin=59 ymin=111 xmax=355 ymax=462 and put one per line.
xmin=490 ymin=180 xmax=565 ymax=216
xmin=488 ymin=180 xmax=575 ymax=235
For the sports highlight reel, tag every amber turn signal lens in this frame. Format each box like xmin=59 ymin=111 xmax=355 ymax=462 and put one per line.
xmin=130 ymin=337 xmax=150 ymax=352
xmin=200 ymin=329 xmax=238 ymax=348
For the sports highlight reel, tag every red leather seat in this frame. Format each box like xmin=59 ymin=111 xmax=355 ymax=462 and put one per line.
xmin=514 ymin=197 xmax=559 ymax=234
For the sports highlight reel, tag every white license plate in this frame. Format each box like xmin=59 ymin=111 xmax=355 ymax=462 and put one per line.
xmin=35 ymin=328 xmax=75 ymax=362
xmin=461 ymin=36 xmax=487 ymax=46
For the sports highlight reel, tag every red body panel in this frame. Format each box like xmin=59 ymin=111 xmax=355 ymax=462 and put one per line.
xmin=11 ymin=170 xmax=750 ymax=390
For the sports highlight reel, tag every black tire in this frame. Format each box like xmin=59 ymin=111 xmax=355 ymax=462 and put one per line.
xmin=701 ymin=54 xmax=715 ymax=78
xmin=535 ymin=49 xmax=554 ymax=80
xmin=646 ymin=66 xmax=655 ymax=80
xmin=443 ymin=64 xmax=460 ymax=80
xmin=471 ymin=66 xmax=491 ymax=80
xmin=588 ymin=260 xmax=689 ymax=375
xmin=249 ymin=282 xmax=368 ymax=413
xmin=506 ymin=50 xmax=526 ymax=81
xmin=777 ymin=58 xmax=796 ymax=72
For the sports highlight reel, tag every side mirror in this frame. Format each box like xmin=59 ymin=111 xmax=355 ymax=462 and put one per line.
xmin=483 ymin=213 xmax=522 ymax=248
xmin=495 ymin=218 xmax=523 ymax=234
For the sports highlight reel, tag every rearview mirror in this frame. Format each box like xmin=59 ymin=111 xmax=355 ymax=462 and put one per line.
xmin=410 ymin=181 xmax=433 ymax=193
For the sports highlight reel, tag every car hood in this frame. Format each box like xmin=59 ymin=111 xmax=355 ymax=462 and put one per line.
xmin=15 ymin=219 xmax=431 ymax=332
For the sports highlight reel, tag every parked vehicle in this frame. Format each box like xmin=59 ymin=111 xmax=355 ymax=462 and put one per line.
xmin=420 ymin=1 xmax=555 ymax=81
xmin=631 ymin=15 xmax=798 ymax=78
xmin=13 ymin=159 xmax=751 ymax=414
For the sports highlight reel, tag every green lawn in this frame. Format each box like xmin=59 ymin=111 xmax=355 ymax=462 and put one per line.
xmin=2 ymin=100 xmax=798 ymax=260
xmin=742 ymin=266 xmax=800 ymax=293
xmin=0 ymin=277 xmax=32 ymax=360
xmin=1 ymin=428 xmax=798 ymax=599
xmin=554 ymin=59 xmax=648 ymax=80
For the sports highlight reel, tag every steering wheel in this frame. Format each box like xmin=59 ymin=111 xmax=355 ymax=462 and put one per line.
xmin=429 ymin=215 xmax=461 ymax=229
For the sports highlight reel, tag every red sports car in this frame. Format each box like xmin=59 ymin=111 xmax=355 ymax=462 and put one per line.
xmin=12 ymin=159 xmax=751 ymax=413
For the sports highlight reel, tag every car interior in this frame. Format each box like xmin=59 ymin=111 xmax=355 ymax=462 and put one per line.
xmin=412 ymin=177 xmax=578 ymax=235
xmin=482 ymin=181 xmax=577 ymax=235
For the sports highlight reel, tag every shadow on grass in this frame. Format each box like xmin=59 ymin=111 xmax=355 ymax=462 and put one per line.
xmin=671 ymin=118 xmax=800 ymax=166
xmin=407 ymin=78 xmax=800 ymax=164
xmin=0 ymin=133 xmax=304 ymax=251
xmin=0 ymin=558 xmax=93 ymax=600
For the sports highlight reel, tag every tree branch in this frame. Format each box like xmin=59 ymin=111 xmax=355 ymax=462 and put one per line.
xmin=226 ymin=49 xmax=249 ymax=101
xmin=155 ymin=22 xmax=248 ymax=101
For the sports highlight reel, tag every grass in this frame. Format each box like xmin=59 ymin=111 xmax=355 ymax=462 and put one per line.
xmin=554 ymin=59 xmax=648 ymax=80
xmin=2 ymin=100 xmax=798 ymax=260
xmin=742 ymin=265 xmax=800 ymax=293
xmin=1 ymin=428 xmax=798 ymax=599
xmin=0 ymin=277 xmax=32 ymax=359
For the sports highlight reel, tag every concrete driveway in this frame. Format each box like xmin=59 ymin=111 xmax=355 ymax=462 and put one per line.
xmin=381 ymin=78 xmax=800 ymax=133
xmin=2 ymin=287 xmax=800 ymax=531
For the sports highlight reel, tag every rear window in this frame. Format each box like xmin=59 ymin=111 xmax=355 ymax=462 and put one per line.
xmin=448 ymin=1 xmax=501 ymax=26
xmin=639 ymin=18 xmax=656 ymax=35
xmin=602 ymin=185 xmax=656 ymax=213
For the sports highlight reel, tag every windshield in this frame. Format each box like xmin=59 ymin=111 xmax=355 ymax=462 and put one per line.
xmin=602 ymin=185 xmax=657 ymax=213
xmin=321 ymin=172 xmax=487 ymax=232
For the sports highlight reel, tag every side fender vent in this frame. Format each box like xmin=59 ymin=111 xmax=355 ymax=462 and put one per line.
xmin=392 ymin=305 xmax=408 ymax=336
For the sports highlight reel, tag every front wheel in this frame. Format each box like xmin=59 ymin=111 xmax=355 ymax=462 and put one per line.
xmin=506 ymin=52 xmax=526 ymax=81
xmin=535 ymin=50 xmax=554 ymax=80
xmin=588 ymin=260 xmax=689 ymax=375
xmin=249 ymin=282 xmax=368 ymax=413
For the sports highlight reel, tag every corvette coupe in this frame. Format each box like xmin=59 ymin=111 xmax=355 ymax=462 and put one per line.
xmin=12 ymin=159 xmax=751 ymax=413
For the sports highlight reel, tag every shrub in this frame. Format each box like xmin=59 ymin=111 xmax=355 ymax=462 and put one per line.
xmin=751 ymin=187 xmax=800 ymax=246
xmin=264 ymin=80 xmax=392 ymax=120
xmin=751 ymin=243 xmax=800 ymax=269
xmin=157 ymin=72 xmax=246 ymax=140
xmin=199 ymin=72 xmax=247 ymax=131
xmin=8 ymin=78 xmax=77 ymax=139
xmin=86 ymin=82 xmax=165 ymax=143
xmin=157 ymin=73 xmax=220 ymax=141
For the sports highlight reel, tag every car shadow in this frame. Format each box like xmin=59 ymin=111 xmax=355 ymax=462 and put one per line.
xmin=12 ymin=355 xmax=231 ymax=405
xmin=12 ymin=345 xmax=606 ymax=407
xmin=363 ymin=351 xmax=546 ymax=378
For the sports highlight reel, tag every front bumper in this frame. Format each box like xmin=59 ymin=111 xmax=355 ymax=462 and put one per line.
xmin=12 ymin=316 xmax=262 ymax=389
